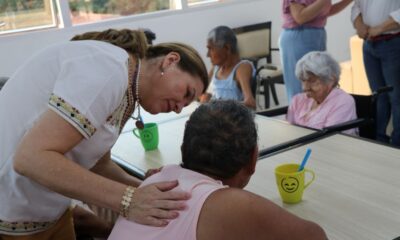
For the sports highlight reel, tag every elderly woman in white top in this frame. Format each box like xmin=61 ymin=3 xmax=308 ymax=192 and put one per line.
xmin=286 ymin=51 xmax=357 ymax=134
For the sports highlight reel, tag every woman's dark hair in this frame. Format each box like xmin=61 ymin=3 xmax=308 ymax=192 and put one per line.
xmin=71 ymin=28 xmax=148 ymax=58
xmin=181 ymin=100 xmax=258 ymax=179
xmin=71 ymin=29 xmax=209 ymax=93
xmin=146 ymin=42 xmax=209 ymax=93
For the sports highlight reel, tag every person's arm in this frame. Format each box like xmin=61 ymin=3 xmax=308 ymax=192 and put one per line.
xmin=14 ymin=109 xmax=189 ymax=226
xmin=73 ymin=205 xmax=113 ymax=238
xmin=289 ymin=0 xmax=330 ymax=25
xmin=199 ymin=93 xmax=212 ymax=103
xmin=353 ymin=14 xmax=369 ymax=39
xmin=199 ymin=67 xmax=214 ymax=103
xmin=197 ymin=188 xmax=327 ymax=240
xmin=368 ymin=15 xmax=400 ymax=38
xmin=351 ymin=0 xmax=370 ymax=39
xmin=236 ymin=62 xmax=256 ymax=110
xmin=90 ymin=151 xmax=141 ymax=187
xmin=329 ymin=0 xmax=353 ymax=16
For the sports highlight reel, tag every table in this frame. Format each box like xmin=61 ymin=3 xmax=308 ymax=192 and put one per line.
xmin=112 ymin=115 xmax=316 ymax=176
xmin=246 ymin=134 xmax=400 ymax=240
xmin=121 ymin=102 xmax=200 ymax=133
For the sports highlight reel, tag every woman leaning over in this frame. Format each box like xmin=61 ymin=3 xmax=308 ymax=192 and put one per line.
xmin=286 ymin=51 xmax=357 ymax=135
xmin=280 ymin=0 xmax=353 ymax=103
xmin=0 ymin=29 xmax=208 ymax=239
xmin=200 ymin=26 xmax=256 ymax=109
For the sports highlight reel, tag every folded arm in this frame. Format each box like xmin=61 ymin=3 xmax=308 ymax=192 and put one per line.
xmin=353 ymin=14 xmax=369 ymax=39
xmin=329 ymin=0 xmax=353 ymax=16
xmin=290 ymin=0 xmax=330 ymax=25
xmin=368 ymin=15 xmax=400 ymax=38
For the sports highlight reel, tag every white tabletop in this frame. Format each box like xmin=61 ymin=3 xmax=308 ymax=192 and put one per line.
xmin=246 ymin=134 xmax=400 ymax=240
xmin=121 ymin=102 xmax=200 ymax=133
xmin=112 ymin=115 xmax=316 ymax=174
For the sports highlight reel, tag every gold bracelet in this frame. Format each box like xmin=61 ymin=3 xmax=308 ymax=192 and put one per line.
xmin=120 ymin=186 xmax=136 ymax=218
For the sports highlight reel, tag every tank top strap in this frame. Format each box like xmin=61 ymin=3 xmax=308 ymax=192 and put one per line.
xmin=232 ymin=60 xmax=256 ymax=79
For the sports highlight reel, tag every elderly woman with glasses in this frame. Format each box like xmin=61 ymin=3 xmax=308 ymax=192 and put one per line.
xmin=286 ymin=51 xmax=357 ymax=134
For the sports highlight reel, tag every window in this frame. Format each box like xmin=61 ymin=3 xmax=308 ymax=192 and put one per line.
xmin=0 ymin=0 xmax=58 ymax=34
xmin=68 ymin=0 xmax=180 ymax=25
xmin=0 ymin=0 xmax=227 ymax=35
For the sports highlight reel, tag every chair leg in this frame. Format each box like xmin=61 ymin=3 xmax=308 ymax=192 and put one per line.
xmin=255 ymin=76 xmax=263 ymax=109
xmin=263 ymin=78 xmax=270 ymax=109
xmin=270 ymin=83 xmax=280 ymax=106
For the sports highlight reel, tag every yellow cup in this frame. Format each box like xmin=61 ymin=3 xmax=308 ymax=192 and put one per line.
xmin=275 ymin=163 xmax=315 ymax=204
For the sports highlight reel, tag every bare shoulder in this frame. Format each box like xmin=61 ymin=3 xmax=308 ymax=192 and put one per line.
xmin=236 ymin=61 xmax=253 ymax=74
xmin=235 ymin=62 xmax=253 ymax=83
xmin=197 ymin=188 xmax=327 ymax=240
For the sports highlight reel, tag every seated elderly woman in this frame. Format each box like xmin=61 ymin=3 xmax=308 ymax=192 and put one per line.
xmin=286 ymin=51 xmax=357 ymax=135
xmin=200 ymin=26 xmax=256 ymax=109
xmin=108 ymin=100 xmax=327 ymax=240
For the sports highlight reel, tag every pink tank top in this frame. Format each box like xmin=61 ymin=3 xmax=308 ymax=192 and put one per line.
xmin=108 ymin=165 xmax=227 ymax=240
xmin=282 ymin=0 xmax=332 ymax=28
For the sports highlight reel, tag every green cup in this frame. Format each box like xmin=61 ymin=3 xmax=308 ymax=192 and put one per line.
xmin=132 ymin=123 xmax=159 ymax=151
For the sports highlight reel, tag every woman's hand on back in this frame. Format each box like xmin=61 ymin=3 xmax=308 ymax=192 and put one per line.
xmin=128 ymin=180 xmax=190 ymax=226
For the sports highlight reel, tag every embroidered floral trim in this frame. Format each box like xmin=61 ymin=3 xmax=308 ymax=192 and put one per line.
xmin=107 ymin=56 xmax=137 ymax=132
xmin=0 ymin=219 xmax=56 ymax=234
xmin=49 ymin=94 xmax=96 ymax=138
xmin=107 ymin=94 xmax=129 ymax=131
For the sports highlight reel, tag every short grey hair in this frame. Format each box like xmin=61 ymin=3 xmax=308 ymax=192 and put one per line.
xmin=207 ymin=26 xmax=238 ymax=54
xmin=295 ymin=51 xmax=341 ymax=86
xmin=181 ymin=100 xmax=257 ymax=179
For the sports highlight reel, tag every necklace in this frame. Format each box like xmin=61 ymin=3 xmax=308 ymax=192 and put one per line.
xmin=131 ymin=58 xmax=144 ymax=129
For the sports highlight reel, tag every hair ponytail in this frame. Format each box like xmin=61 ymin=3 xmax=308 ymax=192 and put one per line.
xmin=71 ymin=29 xmax=148 ymax=58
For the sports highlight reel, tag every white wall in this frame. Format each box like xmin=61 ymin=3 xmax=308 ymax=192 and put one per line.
xmin=0 ymin=0 xmax=355 ymax=77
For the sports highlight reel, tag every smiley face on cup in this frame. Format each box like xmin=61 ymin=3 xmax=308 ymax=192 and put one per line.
xmin=275 ymin=163 xmax=315 ymax=204
xmin=133 ymin=123 xmax=159 ymax=151
xmin=141 ymin=131 xmax=154 ymax=142
xmin=281 ymin=177 xmax=299 ymax=193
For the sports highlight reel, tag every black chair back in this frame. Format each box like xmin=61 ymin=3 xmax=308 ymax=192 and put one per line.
xmin=351 ymin=94 xmax=376 ymax=139
xmin=351 ymin=85 xmax=394 ymax=139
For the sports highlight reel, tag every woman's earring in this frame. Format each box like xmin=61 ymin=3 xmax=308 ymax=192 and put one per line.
xmin=161 ymin=71 xmax=164 ymax=76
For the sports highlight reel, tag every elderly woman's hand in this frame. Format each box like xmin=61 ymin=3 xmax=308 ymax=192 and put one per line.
xmin=128 ymin=180 xmax=190 ymax=226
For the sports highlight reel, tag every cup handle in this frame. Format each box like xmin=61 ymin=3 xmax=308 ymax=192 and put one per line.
xmin=132 ymin=128 xmax=140 ymax=138
xmin=304 ymin=169 xmax=315 ymax=189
